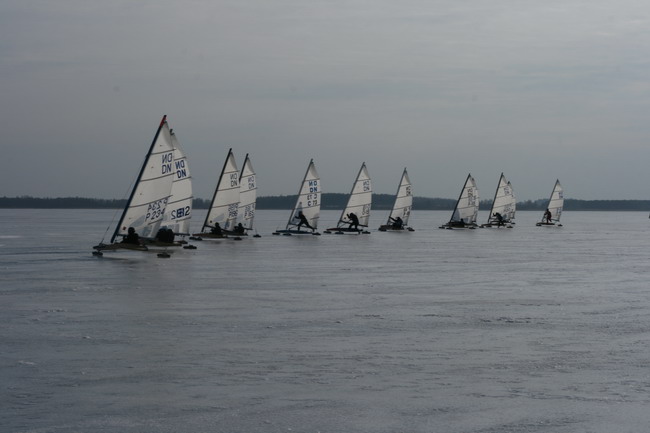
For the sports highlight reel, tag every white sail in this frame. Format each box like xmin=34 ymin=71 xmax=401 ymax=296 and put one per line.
xmin=449 ymin=174 xmax=479 ymax=225
xmin=543 ymin=179 xmax=564 ymax=222
xmin=286 ymin=159 xmax=321 ymax=230
xmin=237 ymin=154 xmax=256 ymax=230
xmin=337 ymin=163 xmax=372 ymax=229
xmin=386 ymin=168 xmax=412 ymax=226
xmin=487 ymin=173 xmax=515 ymax=224
xmin=161 ymin=130 xmax=193 ymax=235
xmin=111 ymin=116 xmax=175 ymax=242
xmin=203 ymin=149 xmax=239 ymax=232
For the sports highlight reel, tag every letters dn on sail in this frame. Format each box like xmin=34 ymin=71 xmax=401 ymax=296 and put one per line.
xmin=174 ymin=159 xmax=188 ymax=179
xmin=161 ymin=152 xmax=174 ymax=175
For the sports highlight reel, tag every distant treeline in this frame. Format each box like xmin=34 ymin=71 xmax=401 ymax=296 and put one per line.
xmin=2 ymin=195 xmax=650 ymax=211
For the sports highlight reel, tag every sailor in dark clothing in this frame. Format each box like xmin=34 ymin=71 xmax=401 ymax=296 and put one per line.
xmin=295 ymin=211 xmax=314 ymax=231
xmin=544 ymin=209 xmax=552 ymax=223
xmin=211 ymin=222 xmax=223 ymax=235
xmin=347 ymin=212 xmax=360 ymax=231
xmin=390 ymin=216 xmax=404 ymax=229
xmin=493 ymin=212 xmax=504 ymax=227
xmin=234 ymin=223 xmax=246 ymax=234
xmin=122 ymin=227 xmax=140 ymax=245
xmin=156 ymin=227 xmax=175 ymax=243
xmin=451 ymin=218 xmax=466 ymax=228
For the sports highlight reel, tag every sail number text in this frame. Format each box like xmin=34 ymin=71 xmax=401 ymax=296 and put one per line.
xmin=243 ymin=203 xmax=255 ymax=219
xmin=145 ymin=198 xmax=167 ymax=221
xmin=171 ymin=206 xmax=190 ymax=219
xmin=307 ymin=180 xmax=319 ymax=206
xmin=307 ymin=193 xmax=319 ymax=207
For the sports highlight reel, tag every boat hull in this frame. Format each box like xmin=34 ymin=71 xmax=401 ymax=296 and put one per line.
xmin=480 ymin=222 xmax=513 ymax=228
xmin=193 ymin=232 xmax=227 ymax=239
xmin=324 ymin=227 xmax=370 ymax=234
xmin=273 ymin=229 xmax=320 ymax=236
xmin=378 ymin=225 xmax=414 ymax=232
xmin=439 ymin=223 xmax=478 ymax=230
xmin=93 ymin=242 xmax=148 ymax=252
xmin=536 ymin=221 xmax=562 ymax=227
xmin=143 ymin=240 xmax=185 ymax=247
xmin=223 ymin=230 xmax=248 ymax=237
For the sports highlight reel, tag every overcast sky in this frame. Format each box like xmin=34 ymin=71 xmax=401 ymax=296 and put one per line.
xmin=2 ymin=0 xmax=650 ymax=201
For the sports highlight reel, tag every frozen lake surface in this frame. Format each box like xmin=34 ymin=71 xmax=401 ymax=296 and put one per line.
xmin=2 ymin=209 xmax=650 ymax=432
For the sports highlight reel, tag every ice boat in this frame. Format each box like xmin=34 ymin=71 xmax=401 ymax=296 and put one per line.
xmin=273 ymin=159 xmax=321 ymax=236
xmin=536 ymin=180 xmax=564 ymax=227
xmin=439 ymin=173 xmax=479 ymax=229
xmin=378 ymin=168 xmax=414 ymax=232
xmin=325 ymin=163 xmax=372 ymax=234
xmin=480 ymin=173 xmax=515 ymax=228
